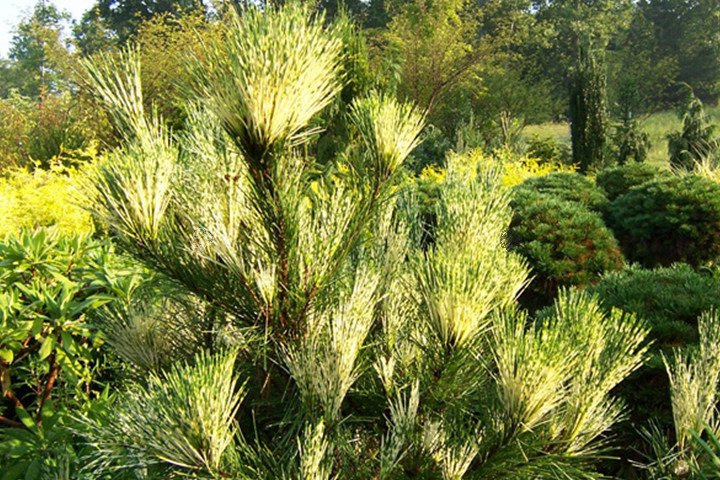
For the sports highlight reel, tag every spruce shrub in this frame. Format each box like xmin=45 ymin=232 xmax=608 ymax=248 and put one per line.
xmin=668 ymin=94 xmax=719 ymax=171
xmin=611 ymin=117 xmax=650 ymax=165
xmin=595 ymin=163 xmax=667 ymax=201
xmin=509 ymin=190 xmax=624 ymax=306
xmin=513 ymin=171 xmax=609 ymax=213
xmin=608 ymin=175 xmax=720 ymax=266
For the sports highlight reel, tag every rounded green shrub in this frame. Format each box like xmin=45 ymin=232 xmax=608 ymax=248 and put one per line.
xmin=595 ymin=163 xmax=666 ymax=201
xmin=590 ymin=264 xmax=720 ymax=435
xmin=513 ymin=172 xmax=609 ymax=213
xmin=592 ymin=264 xmax=720 ymax=346
xmin=508 ymin=190 xmax=624 ymax=306
xmin=607 ymin=175 xmax=720 ymax=267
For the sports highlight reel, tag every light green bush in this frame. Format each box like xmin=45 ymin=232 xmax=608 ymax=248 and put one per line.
xmin=0 ymin=163 xmax=94 ymax=236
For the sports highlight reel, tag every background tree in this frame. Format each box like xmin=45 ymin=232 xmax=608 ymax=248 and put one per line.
xmin=5 ymin=1 xmax=73 ymax=98
xmin=640 ymin=0 xmax=720 ymax=104
xmin=74 ymin=0 xmax=206 ymax=53
xmin=384 ymin=0 xmax=483 ymax=117
xmin=570 ymin=46 xmax=609 ymax=172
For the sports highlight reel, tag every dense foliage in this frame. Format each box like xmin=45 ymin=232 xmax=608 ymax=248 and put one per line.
xmin=1 ymin=0 xmax=719 ymax=172
xmin=0 ymin=0 xmax=719 ymax=478
xmin=570 ymin=47 xmax=609 ymax=173
xmin=608 ymin=175 xmax=720 ymax=267
xmin=508 ymin=190 xmax=624 ymax=306
xmin=0 ymin=163 xmax=94 ymax=236
xmin=592 ymin=265 xmax=720 ymax=471
xmin=0 ymin=230 xmax=138 ymax=427
xmin=593 ymin=264 xmax=720 ymax=347
xmin=611 ymin=117 xmax=650 ymax=164
xmin=19 ymin=4 xmax=655 ymax=478
xmin=668 ymin=94 xmax=720 ymax=171
xmin=595 ymin=162 xmax=666 ymax=201
xmin=513 ymin=171 xmax=609 ymax=212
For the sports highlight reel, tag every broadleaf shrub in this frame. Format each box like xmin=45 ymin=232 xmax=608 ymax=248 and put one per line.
xmin=0 ymin=92 xmax=106 ymax=171
xmin=595 ymin=162 xmax=667 ymax=201
xmin=608 ymin=175 xmax=720 ymax=266
xmin=508 ymin=190 xmax=624 ymax=306
xmin=525 ymin=135 xmax=572 ymax=166
xmin=513 ymin=171 xmax=609 ymax=213
xmin=0 ymin=230 xmax=143 ymax=429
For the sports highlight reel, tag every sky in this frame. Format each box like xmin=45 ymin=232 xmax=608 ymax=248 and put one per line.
xmin=0 ymin=0 xmax=95 ymax=58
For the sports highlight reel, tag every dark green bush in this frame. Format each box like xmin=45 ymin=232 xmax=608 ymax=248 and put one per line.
xmin=592 ymin=264 xmax=720 ymax=346
xmin=610 ymin=118 xmax=650 ymax=165
xmin=607 ymin=175 xmax=720 ymax=267
xmin=590 ymin=263 xmax=720 ymax=440
xmin=595 ymin=163 xmax=667 ymax=201
xmin=668 ymin=94 xmax=719 ymax=171
xmin=508 ymin=190 xmax=624 ymax=306
xmin=513 ymin=171 xmax=609 ymax=213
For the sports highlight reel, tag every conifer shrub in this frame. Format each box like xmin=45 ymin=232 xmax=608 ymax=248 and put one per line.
xmin=608 ymin=175 xmax=720 ymax=266
xmin=570 ymin=47 xmax=609 ymax=173
xmin=668 ymin=94 xmax=719 ymax=171
xmin=508 ymin=190 xmax=624 ymax=306
xmin=36 ymin=4 xmax=652 ymax=478
xmin=643 ymin=312 xmax=720 ymax=476
xmin=593 ymin=264 xmax=720 ymax=347
xmin=611 ymin=117 xmax=650 ymax=165
xmin=595 ymin=162 xmax=667 ymax=201
xmin=590 ymin=264 xmax=720 ymax=446
xmin=512 ymin=171 xmax=609 ymax=213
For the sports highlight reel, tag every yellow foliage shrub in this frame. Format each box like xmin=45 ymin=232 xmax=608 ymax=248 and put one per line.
xmin=418 ymin=148 xmax=575 ymax=189
xmin=494 ymin=148 xmax=575 ymax=187
xmin=0 ymin=163 xmax=94 ymax=237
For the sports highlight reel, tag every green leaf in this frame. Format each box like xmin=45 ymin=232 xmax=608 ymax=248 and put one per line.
xmin=38 ymin=336 xmax=54 ymax=361
xmin=23 ymin=460 xmax=40 ymax=480
xmin=14 ymin=405 xmax=35 ymax=430
xmin=1 ymin=461 xmax=29 ymax=480
xmin=40 ymin=399 xmax=56 ymax=430
xmin=29 ymin=317 xmax=44 ymax=337
xmin=0 ymin=348 xmax=13 ymax=363
xmin=60 ymin=331 xmax=77 ymax=355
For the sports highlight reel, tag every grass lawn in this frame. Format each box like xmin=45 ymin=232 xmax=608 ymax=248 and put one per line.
xmin=522 ymin=105 xmax=720 ymax=168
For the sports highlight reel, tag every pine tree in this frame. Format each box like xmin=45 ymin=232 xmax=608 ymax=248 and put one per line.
xmin=77 ymin=3 xmax=650 ymax=478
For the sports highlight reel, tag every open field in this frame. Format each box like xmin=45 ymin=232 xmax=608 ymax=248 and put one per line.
xmin=523 ymin=105 xmax=720 ymax=168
